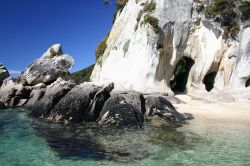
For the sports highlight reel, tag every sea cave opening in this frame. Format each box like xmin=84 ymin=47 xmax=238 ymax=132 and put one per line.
xmin=203 ymin=72 xmax=217 ymax=92
xmin=170 ymin=57 xmax=194 ymax=94
xmin=246 ymin=78 xmax=250 ymax=88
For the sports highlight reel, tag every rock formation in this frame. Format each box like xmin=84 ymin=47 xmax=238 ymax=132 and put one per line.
xmin=19 ymin=44 xmax=74 ymax=85
xmin=0 ymin=44 xmax=189 ymax=128
xmin=91 ymin=0 xmax=250 ymax=96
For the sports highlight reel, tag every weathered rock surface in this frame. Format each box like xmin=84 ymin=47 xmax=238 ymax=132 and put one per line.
xmin=0 ymin=64 xmax=9 ymax=84
xmin=98 ymin=95 xmax=143 ymax=128
xmin=49 ymin=83 xmax=114 ymax=123
xmin=29 ymin=78 xmax=76 ymax=117
xmin=19 ymin=44 xmax=74 ymax=86
xmin=145 ymin=96 xmax=185 ymax=126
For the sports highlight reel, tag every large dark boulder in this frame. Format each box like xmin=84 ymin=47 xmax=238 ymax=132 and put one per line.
xmin=145 ymin=96 xmax=185 ymax=126
xmin=19 ymin=44 xmax=74 ymax=86
xmin=0 ymin=101 xmax=6 ymax=109
xmin=50 ymin=83 xmax=114 ymax=123
xmin=97 ymin=94 xmax=144 ymax=128
xmin=29 ymin=78 xmax=76 ymax=117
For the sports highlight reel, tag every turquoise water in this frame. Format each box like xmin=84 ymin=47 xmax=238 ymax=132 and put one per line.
xmin=0 ymin=109 xmax=250 ymax=166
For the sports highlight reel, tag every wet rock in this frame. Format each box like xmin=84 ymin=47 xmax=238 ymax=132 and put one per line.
xmin=20 ymin=44 xmax=74 ymax=86
xmin=145 ymin=96 xmax=185 ymax=126
xmin=29 ymin=78 xmax=75 ymax=117
xmin=0 ymin=101 xmax=6 ymax=109
xmin=111 ymin=91 xmax=145 ymax=125
xmin=182 ymin=113 xmax=194 ymax=120
xmin=98 ymin=95 xmax=143 ymax=128
xmin=50 ymin=83 xmax=113 ymax=123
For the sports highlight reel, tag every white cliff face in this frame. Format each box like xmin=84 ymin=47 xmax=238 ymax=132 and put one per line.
xmin=231 ymin=27 xmax=250 ymax=88
xmin=91 ymin=0 xmax=250 ymax=94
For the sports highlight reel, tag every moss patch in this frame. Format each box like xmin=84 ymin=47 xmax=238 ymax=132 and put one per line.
xmin=141 ymin=14 xmax=160 ymax=33
xmin=96 ymin=33 xmax=109 ymax=61
xmin=123 ymin=39 xmax=131 ymax=55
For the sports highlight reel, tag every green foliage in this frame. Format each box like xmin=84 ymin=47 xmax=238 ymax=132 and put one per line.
xmin=123 ymin=39 xmax=131 ymax=55
xmin=239 ymin=1 xmax=250 ymax=21
xmin=223 ymin=21 xmax=240 ymax=39
xmin=141 ymin=14 xmax=160 ymax=33
xmin=204 ymin=0 xmax=239 ymax=39
xmin=113 ymin=0 xmax=129 ymax=23
xmin=135 ymin=2 xmax=157 ymax=31
xmin=96 ymin=33 xmax=109 ymax=61
xmin=70 ymin=64 xmax=95 ymax=85
xmin=116 ymin=0 xmax=129 ymax=11
xmin=142 ymin=2 xmax=156 ymax=13
xmin=49 ymin=48 xmax=63 ymax=58
xmin=134 ymin=10 xmax=143 ymax=31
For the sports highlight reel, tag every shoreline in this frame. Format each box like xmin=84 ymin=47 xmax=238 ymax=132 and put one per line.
xmin=174 ymin=94 xmax=250 ymax=125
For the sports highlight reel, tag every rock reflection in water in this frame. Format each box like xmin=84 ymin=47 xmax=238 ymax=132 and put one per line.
xmin=30 ymin=116 xmax=201 ymax=163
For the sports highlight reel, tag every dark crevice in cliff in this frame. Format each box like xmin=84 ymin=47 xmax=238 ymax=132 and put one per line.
xmin=246 ymin=78 xmax=250 ymax=88
xmin=170 ymin=57 xmax=194 ymax=94
xmin=203 ymin=72 xmax=218 ymax=92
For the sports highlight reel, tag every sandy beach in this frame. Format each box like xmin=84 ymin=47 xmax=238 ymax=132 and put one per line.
xmin=174 ymin=95 xmax=250 ymax=124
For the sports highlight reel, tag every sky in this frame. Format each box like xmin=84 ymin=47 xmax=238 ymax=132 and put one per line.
xmin=0 ymin=0 xmax=115 ymax=75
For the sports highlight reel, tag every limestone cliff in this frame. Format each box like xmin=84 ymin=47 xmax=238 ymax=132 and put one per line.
xmin=91 ymin=0 xmax=250 ymax=94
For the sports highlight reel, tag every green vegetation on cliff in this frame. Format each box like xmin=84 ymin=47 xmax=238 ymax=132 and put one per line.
xmin=239 ymin=1 xmax=250 ymax=21
xmin=204 ymin=0 xmax=250 ymax=39
xmin=70 ymin=64 xmax=95 ymax=84
xmin=141 ymin=14 xmax=160 ymax=33
xmin=95 ymin=33 xmax=110 ymax=64
xmin=204 ymin=0 xmax=239 ymax=39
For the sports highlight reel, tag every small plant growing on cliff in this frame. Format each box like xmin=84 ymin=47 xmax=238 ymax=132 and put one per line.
xmin=49 ymin=48 xmax=63 ymax=58
xmin=135 ymin=2 xmax=157 ymax=31
xmin=142 ymin=2 xmax=156 ymax=13
xmin=112 ymin=0 xmax=129 ymax=23
xmin=123 ymin=39 xmax=131 ymax=55
xmin=96 ymin=33 xmax=109 ymax=62
xmin=239 ymin=1 xmax=250 ymax=21
xmin=141 ymin=14 xmax=160 ymax=33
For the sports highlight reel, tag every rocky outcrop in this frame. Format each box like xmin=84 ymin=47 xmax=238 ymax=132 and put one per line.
xmin=97 ymin=95 xmax=143 ymax=128
xmin=145 ymin=96 xmax=185 ymax=126
xmin=0 ymin=64 xmax=9 ymax=84
xmin=91 ymin=0 xmax=250 ymax=98
xmin=49 ymin=83 xmax=114 ymax=123
xmin=19 ymin=44 xmax=74 ymax=86
xmin=29 ymin=77 xmax=75 ymax=117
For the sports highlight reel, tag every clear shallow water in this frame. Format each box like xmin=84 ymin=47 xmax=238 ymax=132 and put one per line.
xmin=0 ymin=109 xmax=250 ymax=166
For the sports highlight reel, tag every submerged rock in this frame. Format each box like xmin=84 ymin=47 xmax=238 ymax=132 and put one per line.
xmin=19 ymin=44 xmax=74 ymax=86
